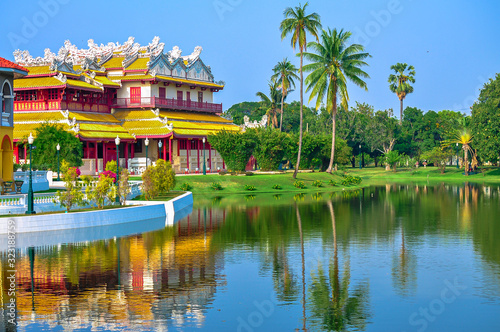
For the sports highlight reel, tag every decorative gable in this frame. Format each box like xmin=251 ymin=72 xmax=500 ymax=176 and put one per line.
xmin=186 ymin=58 xmax=214 ymax=81
xmin=148 ymin=54 xmax=172 ymax=76
xmin=171 ymin=59 xmax=186 ymax=78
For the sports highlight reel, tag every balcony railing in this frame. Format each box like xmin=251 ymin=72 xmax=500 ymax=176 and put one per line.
xmin=112 ymin=97 xmax=223 ymax=113
xmin=14 ymin=100 xmax=110 ymax=113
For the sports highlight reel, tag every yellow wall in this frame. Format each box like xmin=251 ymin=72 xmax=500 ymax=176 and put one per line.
xmin=0 ymin=128 xmax=14 ymax=181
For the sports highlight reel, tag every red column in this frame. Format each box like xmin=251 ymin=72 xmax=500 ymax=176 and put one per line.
xmin=208 ymin=144 xmax=212 ymax=172
xmin=103 ymin=142 xmax=107 ymax=168
xmin=85 ymin=141 xmax=89 ymax=159
xmin=186 ymin=139 xmax=190 ymax=171
xmin=24 ymin=146 xmax=27 ymax=161
xmin=14 ymin=145 xmax=19 ymax=163
xmin=95 ymin=142 xmax=98 ymax=174
xmin=125 ymin=142 xmax=129 ymax=169
xmin=197 ymin=139 xmax=200 ymax=170
xmin=169 ymin=138 xmax=172 ymax=163
xmin=163 ymin=138 xmax=167 ymax=161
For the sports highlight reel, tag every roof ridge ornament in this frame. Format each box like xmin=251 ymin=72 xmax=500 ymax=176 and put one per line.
xmin=153 ymin=108 xmax=160 ymax=117
xmin=55 ymin=72 xmax=67 ymax=83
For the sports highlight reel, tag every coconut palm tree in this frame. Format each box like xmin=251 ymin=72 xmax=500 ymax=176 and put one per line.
xmin=280 ymin=2 xmax=321 ymax=179
xmin=271 ymin=58 xmax=299 ymax=131
xmin=256 ymin=79 xmax=282 ymax=129
xmin=388 ymin=63 xmax=416 ymax=124
xmin=303 ymin=28 xmax=370 ymax=173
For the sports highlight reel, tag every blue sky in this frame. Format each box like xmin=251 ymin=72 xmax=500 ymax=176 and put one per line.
xmin=1 ymin=0 xmax=499 ymax=117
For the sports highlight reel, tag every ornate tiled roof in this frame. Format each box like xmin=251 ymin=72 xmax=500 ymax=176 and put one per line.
xmin=14 ymin=77 xmax=65 ymax=90
xmin=0 ymin=57 xmax=28 ymax=72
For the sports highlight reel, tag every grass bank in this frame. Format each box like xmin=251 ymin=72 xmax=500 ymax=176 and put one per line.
xmin=170 ymin=166 xmax=500 ymax=196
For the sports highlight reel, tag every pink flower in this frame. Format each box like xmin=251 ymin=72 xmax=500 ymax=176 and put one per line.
xmin=100 ymin=171 xmax=116 ymax=183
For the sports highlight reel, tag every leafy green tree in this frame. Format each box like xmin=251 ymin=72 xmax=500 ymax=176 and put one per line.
xmin=141 ymin=159 xmax=176 ymax=200
xmin=272 ymin=58 xmax=299 ymax=131
xmin=285 ymin=132 xmax=323 ymax=170
xmin=388 ymin=63 xmax=416 ymax=123
xmin=89 ymin=174 xmax=114 ymax=209
xmin=471 ymin=73 xmax=500 ymax=165
xmin=118 ymin=168 xmax=131 ymax=204
xmin=304 ymin=28 xmax=370 ymax=173
xmin=280 ymin=2 xmax=322 ymax=179
xmin=421 ymin=147 xmax=454 ymax=174
xmin=54 ymin=167 xmax=85 ymax=212
xmin=366 ymin=109 xmax=399 ymax=165
xmin=252 ymin=128 xmax=288 ymax=171
xmin=224 ymin=101 xmax=265 ymax=125
xmin=29 ymin=123 xmax=83 ymax=170
xmin=384 ymin=150 xmax=402 ymax=172
xmin=208 ymin=130 xmax=256 ymax=172
xmin=256 ymin=79 xmax=283 ymax=129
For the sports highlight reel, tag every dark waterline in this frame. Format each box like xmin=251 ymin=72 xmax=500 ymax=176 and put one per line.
xmin=2 ymin=183 xmax=500 ymax=331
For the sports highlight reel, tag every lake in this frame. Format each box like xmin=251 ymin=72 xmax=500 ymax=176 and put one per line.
xmin=2 ymin=182 xmax=500 ymax=331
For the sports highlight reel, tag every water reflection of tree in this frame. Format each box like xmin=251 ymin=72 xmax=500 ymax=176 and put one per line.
xmin=308 ymin=201 xmax=370 ymax=331
xmin=272 ymin=241 xmax=298 ymax=303
xmin=391 ymin=226 xmax=417 ymax=297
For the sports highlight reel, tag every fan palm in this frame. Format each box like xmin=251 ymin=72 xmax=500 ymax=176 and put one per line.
xmin=280 ymin=2 xmax=321 ymax=179
xmin=271 ymin=58 xmax=299 ymax=131
xmin=388 ymin=63 xmax=415 ymax=124
xmin=442 ymin=128 xmax=474 ymax=175
xmin=303 ymin=28 xmax=370 ymax=173
xmin=256 ymin=79 xmax=283 ymax=129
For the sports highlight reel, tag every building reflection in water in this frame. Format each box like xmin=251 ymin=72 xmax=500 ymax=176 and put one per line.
xmin=0 ymin=208 xmax=226 ymax=331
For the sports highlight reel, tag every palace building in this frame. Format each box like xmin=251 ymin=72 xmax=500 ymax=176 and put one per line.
xmin=0 ymin=57 xmax=28 ymax=181
xmin=12 ymin=37 xmax=239 ymax=174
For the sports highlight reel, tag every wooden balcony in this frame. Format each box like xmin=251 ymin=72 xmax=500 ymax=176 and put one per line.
xmin=112 ymin=97 xmax=223 ymax=113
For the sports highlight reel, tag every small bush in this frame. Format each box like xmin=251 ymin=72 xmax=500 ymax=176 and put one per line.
xmin=180 ymin=183 xmax=192 ymax=191
xmin=328 ymin=180 xmax=337 ymax=186
xmin=293 ymin=180 xmax=306 ymax=189
xmin=312 ymin=180 xmax=323 ymax=187
xmin=341 ymin=175 xmax=362 ymax=186
xmin=211 ymin=182 xmax=223 ymax=191
xmin=100 ymin=170 xmax=116 ymax=183
xmin=272 ymin=184 xmax=282 ymax=190
xmin=244 ymin=184 xmax=256 ymax=191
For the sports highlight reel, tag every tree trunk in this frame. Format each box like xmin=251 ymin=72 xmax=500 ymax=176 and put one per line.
xmin=399 ymin=98 xmax=404 ymax=124
xmin=280 ymin=77 xmax=285 ymax=132
xmin=326 ymin=103 xmax=337 ymax=173
xmin=374 ymin=156 xmax=378 ymax=167
xmin=464 ymin=146 xmax=469 ymax=176
xmin=293 ymin=51 xmax=304 ymax=179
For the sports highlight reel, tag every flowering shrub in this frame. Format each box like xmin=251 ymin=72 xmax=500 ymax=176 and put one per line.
xmin=312 ymin=180 xmax=323 ymax=187
xmin=244 ymin=184 xmax=256 ymax=191
xmin=70 ymin=167 xmax=81 ymax=177
xmin=100 ymin=171 xmax=116 ymax=183
xmin=293 ymin=180 xmax=306 ymax=189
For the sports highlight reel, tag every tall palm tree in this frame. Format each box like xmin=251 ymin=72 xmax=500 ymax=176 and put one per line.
xmin=280 ymin=2 xmax=321 ymax=179
xmin=388 ymin=63 xmax=415 ymax=124
xmin=303 ymin=28 xmax=370 ymax=173
xmin=271 ymin=58 xmax=299 ymax=131
xmin=256 ymin=79 xmax=282 ymax=129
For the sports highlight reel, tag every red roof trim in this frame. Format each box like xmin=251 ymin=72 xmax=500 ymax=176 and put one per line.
xmin=0 ymin=57 xmax=28 ymax=72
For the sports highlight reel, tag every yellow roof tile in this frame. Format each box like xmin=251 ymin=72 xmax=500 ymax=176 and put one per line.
xmin=101 ymin=57 xmax=125 ymax=69
xmin=78 ymin=130 xmax=134 ymax=140
xmin=171 ymin=121 xmax=240 ymax=131
xmin=109 ymin=75 xmax=154 ymax=81
xmin=13 ymin=122 xmax=71 ymax=140
xmin=25 ymin=66 xmax=55 ymax=76
xmin=14 ymin=111 xmax=66 ymax=122
xmin=66 ymin=78 xmax=103 ymax=92
xmin=112 ymin=110 xmax=157 ymax=120
xmin=78 ymin=123 xmax=128 ymax=133
xmin=14 ymin=77 xmax=65 ymax=89
xmin=125 ymin=58 xmax=149 ymax=70
xmin=159 ymin=110 xmax=232 ymax=123
xmin=67 ymin=112 xmax=121 ymax=123
xmin=93 ymin=75 xmax=121 ymax=87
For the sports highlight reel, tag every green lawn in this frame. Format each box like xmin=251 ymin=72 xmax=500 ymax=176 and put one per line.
xmin=170 ymin=166 xmax=500 ymax=196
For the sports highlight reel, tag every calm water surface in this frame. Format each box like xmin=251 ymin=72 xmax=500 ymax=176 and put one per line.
xmin=2 ymin=183 xmax=500 ymax=331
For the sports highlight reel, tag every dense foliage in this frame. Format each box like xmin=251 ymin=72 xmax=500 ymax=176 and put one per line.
xmin=141 ymin=159 xmax=176 ymax=200
xmin=208 ymin=130 xmax=256 ymax=172
xmin=252 ymin=128 xmax=288 ymax=171
xmin=29 ymin=123 xmax=83 ymax=170
xmin=54 ymin=167 xmax=85 ymax=212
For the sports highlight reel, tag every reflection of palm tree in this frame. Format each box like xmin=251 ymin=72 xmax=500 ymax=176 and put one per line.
xmin=272 ymin=241 xmax=298 ymax=303
xmin=391 ymin=226 xmax=417 ymax=297
xmin=309 ymin=201 xmax=370 ymax=331
xmin=296 ymin=203 xmax=307 ymax=331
